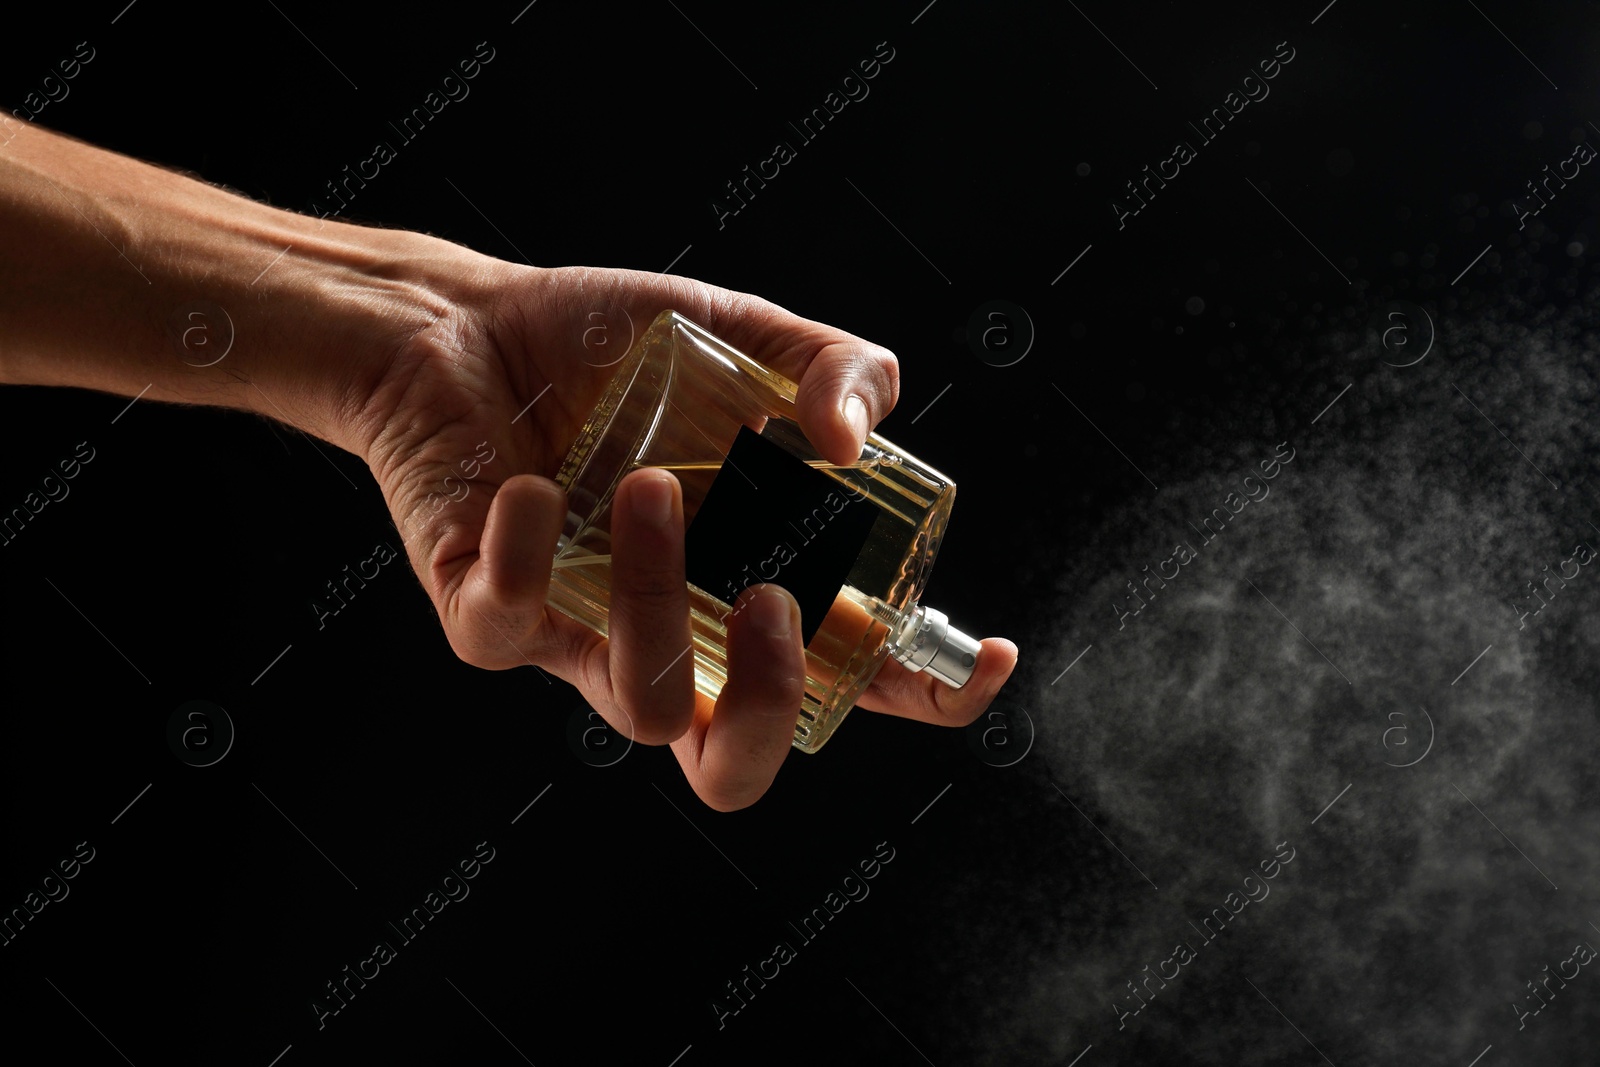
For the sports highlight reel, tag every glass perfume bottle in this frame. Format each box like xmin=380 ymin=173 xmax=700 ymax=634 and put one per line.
xmin=548 ymin=310 xmax=980 ymax=753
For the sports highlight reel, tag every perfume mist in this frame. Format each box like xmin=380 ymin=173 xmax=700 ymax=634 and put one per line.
xmin=548 ymin=310 xmax=979 ymax=753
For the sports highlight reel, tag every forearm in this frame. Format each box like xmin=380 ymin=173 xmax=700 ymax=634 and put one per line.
xmin=0 ymin=121 xmax=488 ymax=454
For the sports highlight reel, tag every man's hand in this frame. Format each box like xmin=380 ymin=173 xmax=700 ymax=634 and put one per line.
xmin=0 ymin=122 xmax=1019 ymax=810
xmin=344 ymin=263 xmax=1020 ymax=810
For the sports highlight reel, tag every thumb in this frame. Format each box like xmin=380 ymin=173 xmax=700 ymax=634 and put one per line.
xmin=435 ymin=473 xmax=568 ymax=669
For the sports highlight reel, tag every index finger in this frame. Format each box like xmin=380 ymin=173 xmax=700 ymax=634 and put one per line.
xmin=582 ymin=271 xmax=903 ymax=467
xmin=696 ymin=297 xmax=901 ymax=467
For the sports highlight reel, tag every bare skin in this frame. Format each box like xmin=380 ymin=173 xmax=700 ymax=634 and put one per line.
xmin=0 ymin=119 xmax=1019 ymax=810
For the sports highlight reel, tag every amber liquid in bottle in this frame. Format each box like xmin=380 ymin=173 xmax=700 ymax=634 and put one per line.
xmin=546 ymin=311 xmax=978 ymax=753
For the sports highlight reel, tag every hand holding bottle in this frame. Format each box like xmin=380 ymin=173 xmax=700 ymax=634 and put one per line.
xmin=355 ymin=266 xmax=1019 ymax=808
xmin=0 ymin=122 xmax=1019 ymax=810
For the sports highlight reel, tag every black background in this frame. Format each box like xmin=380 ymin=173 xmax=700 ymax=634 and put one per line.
xmin=4 ymin=1 xmax=1600 ymax=1064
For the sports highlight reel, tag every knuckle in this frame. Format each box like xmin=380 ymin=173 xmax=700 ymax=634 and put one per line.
xmin=617 ymin=692 xmax=692 ymax=745
xmin=727 ymin=645 xmax=805 ymax=711
xmin=598 ymin=699 xmax=648 ymax=742
xmin=808 ymin=344 xmax=899 ymax=420
xmin=859 ymin=345 xmax=900 ymax=411
xmin=877 ymin=349 xmax=901 ymax=410
xmin=443 ymin=594 xmax=546 ymax=673
xmin=615 ymin=568 xmax=686 ymax=609
xmin=769 ymin=669 xmax=807 ymax=711
xmin=448 ymin=632 xmax=512 ymax=671
xmin=576 ymin=635 xmax=614 ymax=695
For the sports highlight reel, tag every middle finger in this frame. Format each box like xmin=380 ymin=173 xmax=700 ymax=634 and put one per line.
xmin=604 ymin=468 xmax=696 ymax=745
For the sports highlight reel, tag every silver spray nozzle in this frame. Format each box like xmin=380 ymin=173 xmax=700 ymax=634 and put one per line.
xmin=888 ymin=603 xmax=981 ymax=688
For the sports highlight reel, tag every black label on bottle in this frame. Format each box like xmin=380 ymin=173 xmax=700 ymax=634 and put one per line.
xmin=684 ymin=426 xmax=878 ymax=646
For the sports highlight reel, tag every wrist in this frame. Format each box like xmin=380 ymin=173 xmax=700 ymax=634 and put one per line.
xmin=215 ymin=216 xmax=499 ymax=458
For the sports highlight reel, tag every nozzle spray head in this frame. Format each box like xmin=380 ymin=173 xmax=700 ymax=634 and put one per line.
xmin=888 ymin=603 xmax=981 ymax=687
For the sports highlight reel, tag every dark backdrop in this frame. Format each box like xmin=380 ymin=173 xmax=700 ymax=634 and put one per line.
xmin=5 ymin=1 xmax=1600 ymax=1064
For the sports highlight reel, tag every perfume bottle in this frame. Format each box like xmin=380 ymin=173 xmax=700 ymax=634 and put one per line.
xmin=548 ymin=310 xmax=980 ymax=753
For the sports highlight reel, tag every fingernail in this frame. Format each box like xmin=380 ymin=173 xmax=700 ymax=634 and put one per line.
xmin=841 ymin=394 xmax=869 ymax=443
xmin=750 ymin=589 xmax=793 ymax=638
xmin=634 ymin=471 xmax=674 ymax=527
